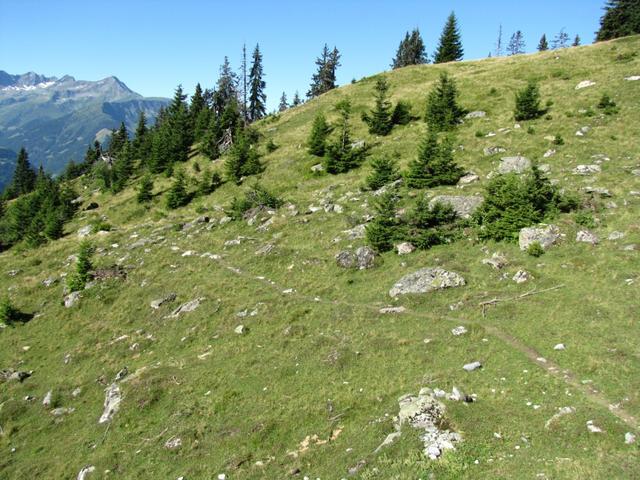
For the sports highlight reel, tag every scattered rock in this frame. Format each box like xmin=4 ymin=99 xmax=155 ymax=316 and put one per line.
xmin=451 ymin=326 xmax=467 ymax=336
xmin=64 ymin=291 xmax=81 ymax=308
xmin=429 ymin=195 xmax=483 ymax=219
xmin=543 ymin=149 xmax=556 ymax=158
xmin=164 ymin=437 xmax=182 ymax=450
xmin=42 ymin=390 xmax=52 ymax=407
xmin=583 ymin=186 xmax=610 ymax=196
xmin=575 ymin=80 xmax=596 ymax=89
xmin=99 ymin=383 xmax=121 ymax=424
xmin=167 ymin=298 xmax=204 ymax=318
xmin=85 ymin=202 xmax=99 ymax=210
xmin=512 ymin=270 xmax=531 ymax=283
xmin=483 ymin=146 xmax=506 ymax=156
xmin=586 ymin=420 xmax=603 ymax=433
xmin=499 ymin=156 xmax=531 ymax=174
xmin=554 ymin=343 xmax=566 ymax=351
xmin=624 ymin=76 xmax=640 ymax=81
xmin=608 ymin=231 xmax=624 ymax=241
xmin=0 ymin=369 xmax=32 ymax=383
xmin=458 ymin=172 xmax=479 ymax=185
xmin=465 ymin=110 xmax=486 ymax=119
xmin=482 ymin=252 xmax=508 ymax=270
xmin=42 ymin=276 xmax=58 ymax=287
xmin=544 ymin=406 xmax=575 ymax=429
xmin=575 ymin=126 xmax=590 ymax=137
xmin=379 ymin=306 xmax=406 ymax=314
xmin=51 ymin=407 xmax=75 ymax=416
xmin=576 ymin=230 xmax=599 ymax=245
xmin=573 ymin=164 xmax=601 ymax=175
xmin=115 ymin=367 xmax=128 ymax=381
xmin=625 ymin=432 xmax=637 ymax=444
xmin=342 ymin=224 xmax=366 ymax=240
xmin=518 ymin=224 xmax=561 ymax=251
xmin=77 ymin=466 xmax=96 ymax=480
xmin=463 ymin=361 xmax=482 ymax=372
xmin=234 ymin=325 xmax=247 ymax=335
xmin=335 ymin=250 xmax=357 ymax=269
xmin=77 ymin=225 xmax=92 ymax=238
xmin=336 ymin=247 xmax=376 ymax=269
xmin=389 ymin=267 xmax=466 ymax=297
xmin=150 ymin=293 xmax=177 ymax=309
xmin=396 ymin=242 xmax=415 ymax=255
xmin=374 ymin=432 xmax=402 ymax=453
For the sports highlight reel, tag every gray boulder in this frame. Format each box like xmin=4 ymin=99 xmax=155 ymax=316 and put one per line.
xmin=396 ymin=242 xmax=415 ymax=255
xmin=518 ymin=224 xmax=561 ymax=251
xmin=430 ymin=195 xmax=483 ymax=219
xmin=576 ymin=230 xmax=599 ymax=245
xmin=150 ymin=293 xmax=177 ymax=309
xmin=167 ymin=297 xmax=204 ymax=318
xmin=499 ymin=156 xmax=531 ymax=174
xmin=484 ymin=146 xmax=506 ymax=156
xmin=336 ymin=246 xmax=376 ymax=269
xmin=98 ymin=383 xmax=121 ymax=424
xmin=77 ymin=466 xmax=96 ymax=480
xmin=458 ymin=173 xmax=479 ymax=185
xmin=64 ymin=291 xmax=81 ymax=308
xmin=465 ymin=110 xmax=486 ymax=119
xmin=573 ymin=164 xmax=601 ymax=175
xmin=389 ymin=267 xmax=466 ymax=297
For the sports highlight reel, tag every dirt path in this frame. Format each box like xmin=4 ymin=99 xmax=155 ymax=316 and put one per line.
xmin=209 ymin=254 xmax=639 ymax=432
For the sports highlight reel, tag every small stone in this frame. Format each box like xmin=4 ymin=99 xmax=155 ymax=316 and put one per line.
xmin=573 ymin=164 xmax=601 ymax=175
xmin=499 ymin=156 xmax=531 ymax=174
xmin=625 ymin=432 xmax=636 ymax=444
xmin=608 ymin=231 xmax=624 ymax=241
xmin=389 ymin=267 xmax=465 ymax=297
xmin=465 ymin=110 xmax=486 ymax=119
xmin=512 ymin=270 xmax=531 ymax=283
xmin=150 ymin=293 xmax=177 ymax=309
xmin=463 ymin=361 xmax=482 ymax=372
xmin=554 ymin=343 xmax=566 ymax=351
xmin=482 ymin=253 xmax=508 ymax=270
xmin=576 ymin=230 xmax=599 ymax=245
xmin=458 ymin=172 xmax=479 ymax=185
xmin=379 ymin=306 xmax=406 ymax=314
xmin=483 ymin=146 xmax=506 ymax=156
xmin=429 ymin=195 xmax=484 ymax=219
xmin=624 ymin=76 xmax=640 ymax=81
xmin=543 ymin=149 xmax=556 ymax=158
xmin=164 ymin=437 xmax=182 ymax=450
xmin=586 ymin=420 xmax=602 ymax=433
xmin=575 ymin=126 xmax=590 ymax=137
xmin=167 ymin=298 xmax=204 ymax=318
xmin=519 ymin=224 xmax=561 ymax=251
xmin=99 ymin=383 xmax=121 ymax=424
xmin=64 ymin=291 xmax=81 ymax=308
xmin=42 ymin=390 xmax=52 ymax=407
xmin=575 ymin=80 xmax=596 ymax=90
xmin=77 ymin=466 xmax=96 ymax=480
xmin=77 ymin=225 xmax=92 ymax=238
xmin=451 ymin=326 xmax=467 ymax=336
xmin=234 ymin=325 xmax=247 ymax=335
xmin=396 ymin=242 xmax=415 ymax=255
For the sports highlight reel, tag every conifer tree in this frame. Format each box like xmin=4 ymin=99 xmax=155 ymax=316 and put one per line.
xmin=248 ymin=44 xmax=267 ymax=122
xmin=240 ymin=44 xmax=248 ymax=123
xmin=552 ymin=29 xmax=570 ymax=49
xmin=596 ymin=0 xmax=640 ymax=41
xmin=324 ymin=99 xmax=367 ymax=174
xmin=214 ymin=57 xmax=238 ymax=114
xmin=190 ymin=83 xmax=206 ymax=126
xmin=392 ymin=29 xmax=428 ymax=68
xmin=425 ymin=72 xmax=465 ymax=131
xmin=405 ymin=130 xmax=463 ymax=188
xmin=434 ymin=12 xmax=464 ymax=63
xmin=7 ymin=147 xmax=36 ymax=198
xmin=198 ymin=168 xmax=223 ymax=196
xmin=201 ymin=114 xmax=223 ymax=160
xmin=224 ymin=130 xmax=262 ymax=184
xmin=292 ymin=91 xmax=302 ymax=106
xmin=165 ymin=169 xmax=190 ymax=209
xmin=307 ymin=113 xmax=331 ymax=156
xmin=514 ymin=81 xmax=544 ymax=121
xmin=132 ymin=111 xmax=148 ymax=158
xmin=537 ymin=34 xmax=549 ymax=51
xmin=366 ymin=192 xmax=400 ymax=252
xmin=495 ymin=24 xmax=504 ymax=56
xmin=307 ymin=45 xmax=341 ymax=98
xmin=507 ymin=31 xmax=525 ymax=55
xmin=108 ymin=122 xmax=128 ymax=157
xmin=111 ymin=142 xmax=133 ymax=193
xmin=67 ymin=240 xmax=93 ymax=292
xmin=43 ymin=210 xmax=64 ymax=240
xmin=572 ymin=34 xmax=581 ymax=46
xmin=193 ymin=106 xmax=211 ymax=141
xmin=136 ymin=173 xmax=154 ymax=203
xmin=366 ymin=156 xmax=401 ymax=190
xmin=278 ymin=92 xmax=288 ymax=112
xmin=362 ymin=77 xmax=393 ymax=136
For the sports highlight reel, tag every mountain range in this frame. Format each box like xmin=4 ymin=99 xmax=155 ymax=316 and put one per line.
xmin=0 ymin=71 xmax=169 ymax=188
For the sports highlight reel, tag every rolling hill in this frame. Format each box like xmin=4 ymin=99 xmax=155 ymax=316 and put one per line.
xmin=0 ymin=36 xmax=639 ymax=479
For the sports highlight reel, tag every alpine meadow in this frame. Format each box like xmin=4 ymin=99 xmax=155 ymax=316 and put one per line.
xmin=1 ymin=1 xmax=640 ymax=479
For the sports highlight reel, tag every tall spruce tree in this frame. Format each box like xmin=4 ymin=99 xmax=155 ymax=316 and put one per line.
xmin=434 ymin=12 xmax=464 ymax=63
xmin=392 ymin=29 xmax=428 ymax=68
xmin=278 ymin=92 xmax=288 ymax=112
xmin=362 ymin=77 xmax=393 ymax=136
xmin=7 ymin=147 xmax=36 ymax=198
xmin=507 ymin=31 xmax=526 ymax=55
xmin=537 ymin=34 xmax=549 ymax=51
xmin=596 ymin=0 xmax=640 ymax=41
xmin=424 ymin=72 xmax=465 ymax=131
xmin=307 ymin=45 xmax=341 ymax=98
xmin=137 ymin=173 xmax=154 ymax=203
xmin=108 ymin=122 xmax=128 ymax=157
xmin=190 ymin=83 xmax=206 ymax=126
xmin=248 ymin=44 xmax=267 ymax=122
xmin=214 ymin=57 xmax=238 ymax=114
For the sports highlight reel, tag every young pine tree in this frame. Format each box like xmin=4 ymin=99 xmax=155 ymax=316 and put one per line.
xmin=514 ymin=81 xmax=544 ymax=121
xmin=405 ymin=197 xmax=458 ymax=249
xmin=572 ymin=34 xmax=581 ymax=46
xmin=537 ymin=34 xmax=549 ymax=51
xmin=198 ymin=169 xmax=223 ymax=196
xmin=324 ymin=99 xmax=367 ymax=174
xmin=292 ymin=91 xmax=302 ymax=106
xmin=405 ymin=131 xmax=463 ymax=188
xmin=278 ymin=92 xmax=288 ymax=112
xmin=136 ymin=173 xmax=154 ymax=203
xmin=307 ymin=113 xmax=331 ymax=156
xmin=366 ymin=192 xmax=401 ymax=253
xmin=366 ymin=156 xmax=401 ymax=190
xmin=7 ymin=147 xmax=36 ymax=198
xmin=165 ymin=170 xmax=190 ymax=209
xmin=434 ymin=12 xmax=464 ymax=63
xmin=111 ymin=142 xmax=133 ymax=193
xmin=67 ymin=240 xmax=94 ymax=292
xmin=363 ymin=77 xmax=393 ymax=136
xmin=425 ymin=72 xmax=465 ymax=131
xmin=224 ymin=131 xmax=262 ymax=184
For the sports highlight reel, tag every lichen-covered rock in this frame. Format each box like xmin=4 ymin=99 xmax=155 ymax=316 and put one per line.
xmin=518 ymin=224 xmax=561 ymax=251
xmin=98 ymin=383 xmax=121 ymax=424
xmin=465 ymin=110 xmax=486 ymax=119
xmin=389 ymin=268 xmax=466 ymax=297
xmin=576 ymin=230 xmax=599 ymax=245
xmin=64 ymin=291 xmax=81 ymax=308
xmin=336 ymin=247 xmax=376 ymax=269
xmin=396 ymin=242 xmax=415 ymax=255
xmin=484 ymin=146 xmax=506 ymax=156
xmin=482 ymin=253 xmax=508 ymax=270
xmin=498 ymin=156 xmax=530 ymax=174
xmin=429 ymin=195 xmax=483 ymax=219
xmin=167 ymin=297 xmax=204 ymax=318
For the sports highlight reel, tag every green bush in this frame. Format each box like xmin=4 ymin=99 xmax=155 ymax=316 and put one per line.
xmin=228 ymin=183 xmax=283 ymax=220
xmin=365 ymin=156 xmax=401 ymax=190
xmin=265 ymin=139 xmax=279 ymax=153
xmin=0 ymin=298 xmax=22 ymax=326
xmin=90 ymin=219 xmax=112 ymax=233
xmin=362 ymin=77 xmax=393 ymax=136
xmin=404 ymin=199 xmax=458 ymax=249
xmin=391 ymin=101 xmax=413 ymax=125
xmin=324 ymin=99 xmax=369 ymax=174
xmin=514 ymin=81 xmax=545 ymax=121
xmin=553 ymin=134 xmax=564 ymax=145
xmin=474 ymin=165 xmax=569 ymax=242
xmin=597 ymin=94 xmax=619 ymax=115
xmin=526 ymin=242 xmax=545 ymax=257
xmin=225 ymin=130 xmax=263 ymax=184
xmin=574 ymin=211 xmax=596 ymax=228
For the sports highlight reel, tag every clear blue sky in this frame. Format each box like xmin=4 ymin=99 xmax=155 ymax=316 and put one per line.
xmin=1 ymin=0 xmax=605 ymax=110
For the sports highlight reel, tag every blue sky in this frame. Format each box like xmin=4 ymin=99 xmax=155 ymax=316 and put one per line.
xmin=1 ymin=0 xmax=604 ymax=110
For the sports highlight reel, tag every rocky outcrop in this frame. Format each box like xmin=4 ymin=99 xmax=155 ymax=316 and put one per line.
xmin=518 ymin=224 xmax=561 ymax=251
xmin=389 ymin=268 xmax=465 ymax=297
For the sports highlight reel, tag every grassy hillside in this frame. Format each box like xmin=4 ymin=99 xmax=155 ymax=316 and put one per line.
xmin=1 ymin=36 xmax=639 ymax=479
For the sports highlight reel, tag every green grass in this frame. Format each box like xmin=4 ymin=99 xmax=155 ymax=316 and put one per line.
xmin=1 ymin=36 xmax=640 ymax=479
